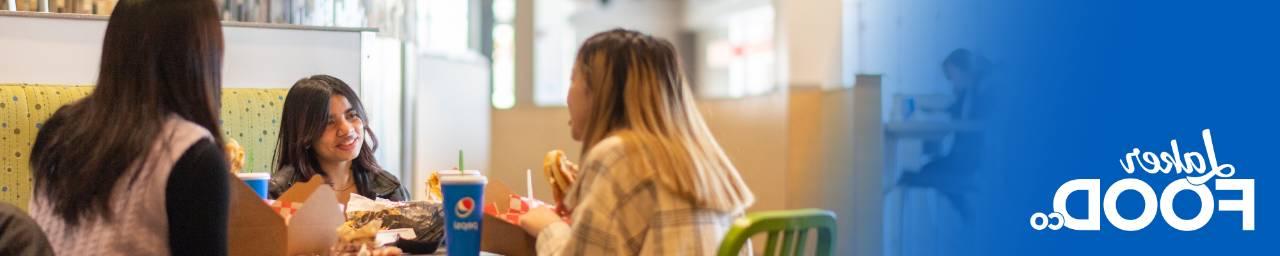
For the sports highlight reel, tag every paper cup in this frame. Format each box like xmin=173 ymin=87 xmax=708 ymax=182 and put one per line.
xmin=441 ymin=174 xmax=487 ymax=256
xmin=236 ymin=172 xmax=270 ymax=199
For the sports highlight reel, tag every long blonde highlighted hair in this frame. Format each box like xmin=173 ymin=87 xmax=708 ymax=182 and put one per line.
xmin=576 ymin=29 xmax=754 ymax=213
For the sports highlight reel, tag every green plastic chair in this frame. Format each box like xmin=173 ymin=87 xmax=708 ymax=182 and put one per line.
xmin=717 ymin=209 xmax=837 ymax=256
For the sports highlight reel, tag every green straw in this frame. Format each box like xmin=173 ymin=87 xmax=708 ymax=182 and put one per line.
xmin=458 ymin=150 xmax=464 ymax=171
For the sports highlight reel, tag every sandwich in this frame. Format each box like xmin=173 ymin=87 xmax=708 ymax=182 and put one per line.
xmin=224 ymin=138 xmax=245 ymax=173
xmin=541 ymin=150 xmax=579 ymax=207
xmin=333 ymin=219 xmax=404 ymax=256
xmin=424 ymin=171 xmax=443 ymax=203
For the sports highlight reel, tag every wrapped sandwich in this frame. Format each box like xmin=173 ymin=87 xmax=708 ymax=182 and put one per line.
xmin=340 ymin=195 xmax=445 ymax=254
xmin=333 ymin=219 xmax=403 ymax=256
xmin=424 ymin=171 xmax=444 ymax=203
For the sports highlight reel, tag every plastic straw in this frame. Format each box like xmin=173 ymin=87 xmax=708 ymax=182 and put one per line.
xmin=526 ymin=169 xmax=534 ymax=198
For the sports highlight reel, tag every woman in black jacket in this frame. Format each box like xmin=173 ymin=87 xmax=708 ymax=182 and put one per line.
xmin=268 ymin=75 xmax=407 ymax=204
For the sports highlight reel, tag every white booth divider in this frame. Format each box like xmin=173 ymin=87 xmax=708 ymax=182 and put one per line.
xmin=0 ymin=11 xmax=367 ymax=90
xmin=406 ymin=50 xmax=492 ymax=200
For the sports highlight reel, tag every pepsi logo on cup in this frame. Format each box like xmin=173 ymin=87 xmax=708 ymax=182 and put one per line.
xmin=456 ymin=197 xmax=476 ymax=218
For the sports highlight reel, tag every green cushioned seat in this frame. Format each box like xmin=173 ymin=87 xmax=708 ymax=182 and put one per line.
xmin=0 ymin=84 xmax=288 ymax=211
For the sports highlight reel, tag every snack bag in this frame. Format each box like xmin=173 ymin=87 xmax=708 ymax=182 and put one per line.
xmin=343 ymin=194 xmax=446 ymax=254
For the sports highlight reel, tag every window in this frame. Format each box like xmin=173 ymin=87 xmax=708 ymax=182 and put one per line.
xmin=491 ymin=0 xmax=516 ymax=109
xmin=532 ymin=0 xmax=578 ymax=106
xmin=698 ymin=5 xmax=776 ymax=98
xmin=422 ymin=0 xmax=471 ymax=52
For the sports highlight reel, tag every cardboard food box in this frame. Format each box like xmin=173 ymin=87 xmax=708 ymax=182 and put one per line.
xmin=480 ymin=181 xmax=538 ymax=256
xmin=227 ymin=174 xmax=344 ymax=256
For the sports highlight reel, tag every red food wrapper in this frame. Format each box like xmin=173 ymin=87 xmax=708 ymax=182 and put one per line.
xmin=504 ymin=194 xmax=531 ymax=223
xmin=269 ymin=200 xmax=304 ymax=224
xmin=484 ymin=194 xmax=540 ymax=224
xmin=484 ymin=194 xmax=532 ymax=224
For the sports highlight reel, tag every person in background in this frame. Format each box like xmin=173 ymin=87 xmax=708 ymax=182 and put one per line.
xmin=27 ymin=0 xmax=230 ymax=255
xmin=269 ymin=75 xmax=407 ymax=203
xmin=897 ymin=48 xmax=992 ymax=219
xmin=941 ymin=48 xmax=988 ymax=120
xmin=518 ymin=29 xmax=756 ymax=255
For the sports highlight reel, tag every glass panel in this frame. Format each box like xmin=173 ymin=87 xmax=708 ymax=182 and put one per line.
xmin=698 ymin=5 xmax=777 ymax=98
xmin=531 ymin=0 xmax=577 ymax=106
xmin=423 ymin=0 xmax=470 ymax=52
xmin=491 ymin=22 xmax=515 ymax=109
xmin=490 ymin=0 xmax=516 ymax=109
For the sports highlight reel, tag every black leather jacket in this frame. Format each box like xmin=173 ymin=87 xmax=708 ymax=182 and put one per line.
xmin=268 ymin=166 xmax=408 ymax=201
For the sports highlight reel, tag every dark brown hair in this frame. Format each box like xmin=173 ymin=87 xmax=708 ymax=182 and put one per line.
xmin=274 ymin=75 xmax=383 ymax=197
xmin=30 ymin=0 xmax=225 ymax=226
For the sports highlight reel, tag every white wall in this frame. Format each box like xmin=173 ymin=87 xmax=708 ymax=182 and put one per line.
xmin=0 ymin=13 xmax=364 ymax=90
xmin=0 ymin=15 xmax=103 ymax=85
xmin=220 ymin=25 xmax=364 ymax=89
xmin=685 ymin=0 xmax=770 ymax=30
xmin=570 ymin=0 xmax=683 ymax=43
xmin=408 ymin=51 xmax=492 ymax=200
xmin=777 ymin=0 xmax=845 ymax=89
xmin=360 ymin=35 xmax=405 ymax=179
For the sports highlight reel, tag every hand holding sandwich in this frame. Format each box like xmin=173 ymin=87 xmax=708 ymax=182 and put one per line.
xmin=542 ymin=150 xmax=578 ymax=212
xmin=521 ymin=150 xmax=579 ymax=236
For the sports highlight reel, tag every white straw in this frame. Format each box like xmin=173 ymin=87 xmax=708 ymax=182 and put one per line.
xmin=526 ymin=169 xmax=534 ymax=199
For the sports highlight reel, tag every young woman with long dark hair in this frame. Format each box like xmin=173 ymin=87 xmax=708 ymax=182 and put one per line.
xmin=268 ymin=75 xmax=407 ymax=203
xmin=28 ymin=0 xmax=229 ymax=255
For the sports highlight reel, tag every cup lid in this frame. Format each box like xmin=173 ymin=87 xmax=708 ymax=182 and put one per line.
xmin=440 ymin=174 xmax=487 ymax=184
xmin=235 ymin=172 xmax=270 ymax=179
xmin=437 ymin=170 xmax=482 ymax=176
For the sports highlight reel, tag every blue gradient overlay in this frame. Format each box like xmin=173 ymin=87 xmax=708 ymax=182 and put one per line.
xmin=884 ymin=0 xmax=1280 ymax=255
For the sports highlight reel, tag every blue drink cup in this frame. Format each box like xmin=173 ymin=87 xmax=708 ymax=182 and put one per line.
xmin=236 ymin=172 xmax=270 ymax=199
xmin=441 ymin=174 xmax=487 ymax=256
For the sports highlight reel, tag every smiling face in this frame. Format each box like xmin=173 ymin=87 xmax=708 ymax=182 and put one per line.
xmin=312 ymin=95 xmax=364 ymax=164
